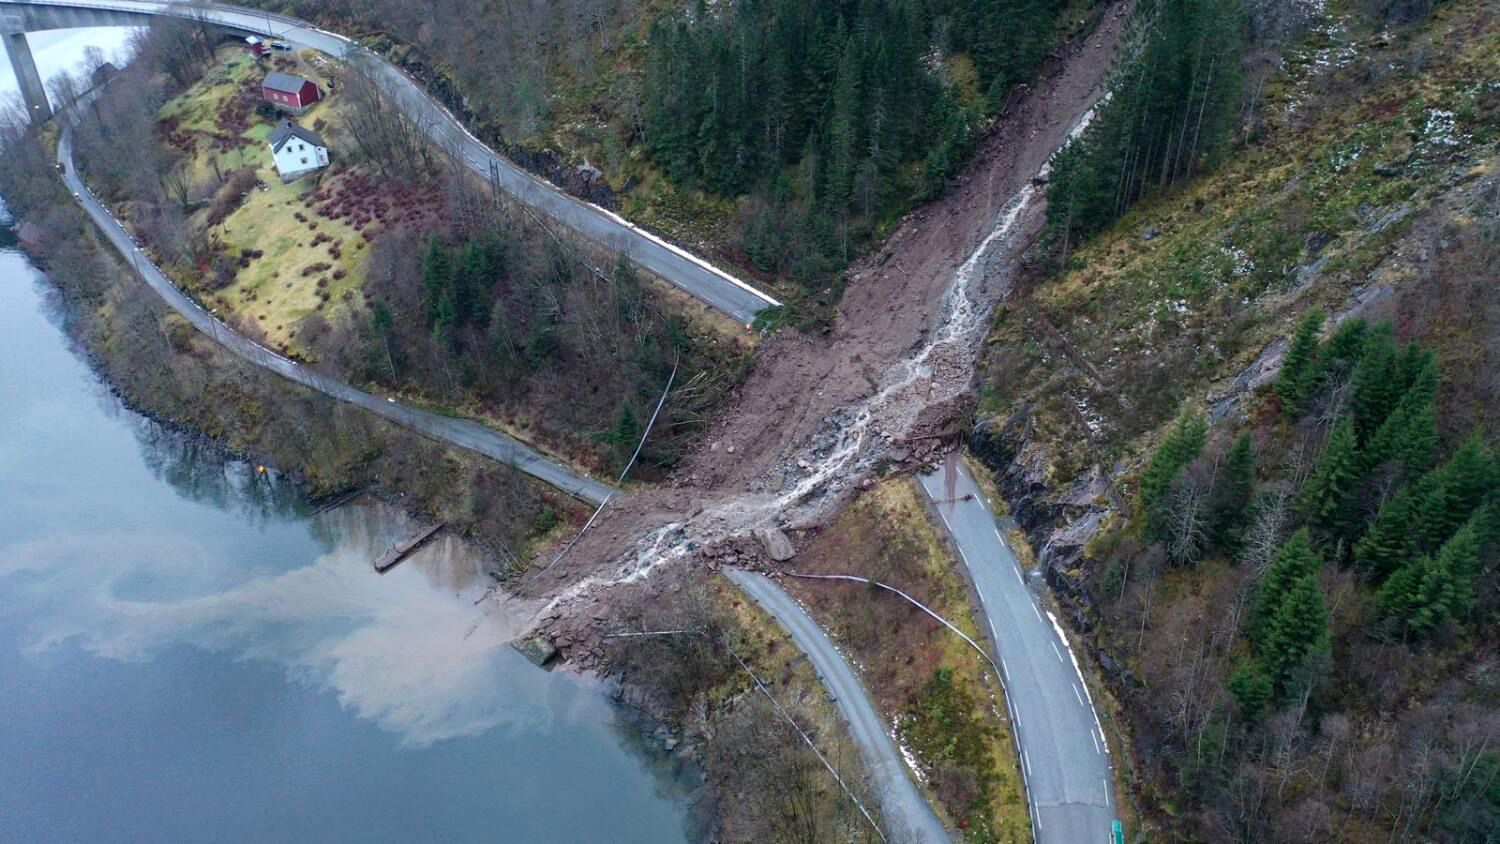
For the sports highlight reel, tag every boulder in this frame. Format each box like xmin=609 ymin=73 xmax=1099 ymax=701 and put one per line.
xmin=512 ymin=634 xmax=558 ymax=667
xmin=755 ymin=527 xmax=796 ymax=562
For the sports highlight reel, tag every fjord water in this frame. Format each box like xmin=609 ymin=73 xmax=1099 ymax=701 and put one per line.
xmin=0 ymin=249 xmax=690 ymax=842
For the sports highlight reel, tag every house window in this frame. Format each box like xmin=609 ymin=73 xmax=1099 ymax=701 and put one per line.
xmin=301 ymin=158 xmax=308 ymax=165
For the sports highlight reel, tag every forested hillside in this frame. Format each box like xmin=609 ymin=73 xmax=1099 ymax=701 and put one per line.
xmin=971 ymin=0 xmax=1500 ymax=839
xmin=642 ymin=0 xmax=1067 ymax=287
xmin=1046 ymin=0 xmax=1245 ymax=243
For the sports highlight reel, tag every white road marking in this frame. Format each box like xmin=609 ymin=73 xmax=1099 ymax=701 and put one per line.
xmin=1052 ymin=641 xmax=1065 ymax=663
xmin=1024 ymin=750 xmax=1032 ymax=777
xmin=1013 ymin=565 xmax=1024 ymax=586
xmin=1032 ymin=604 xmax=1044 ymax=622
xmin=1091 ymin=730 xmax=1101 ymax=754
xmin=1103 ymin=777 xmax=1111 ymax=806
xmin=994 ymin=526 xmax=1006 ymax=545
xmin=1073 ymin=684 xmax=1085 ymax=706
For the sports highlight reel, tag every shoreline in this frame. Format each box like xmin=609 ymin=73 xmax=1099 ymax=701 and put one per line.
xmin=8 ymin=233 xmax=720 ymax=839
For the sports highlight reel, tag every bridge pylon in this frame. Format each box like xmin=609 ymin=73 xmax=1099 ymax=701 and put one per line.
xmin=2 ymin=27 xmax=51 ymax=124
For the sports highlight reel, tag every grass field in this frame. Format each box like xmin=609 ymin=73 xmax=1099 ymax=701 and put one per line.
xmin=157 ymin=47 xmax=367 ymax=354
xmin=209 ymin=174 xmax=367 ymax=351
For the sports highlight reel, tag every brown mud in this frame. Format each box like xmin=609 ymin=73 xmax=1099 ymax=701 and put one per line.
xmin=517 ymin=5 xmax=1133 ymax=649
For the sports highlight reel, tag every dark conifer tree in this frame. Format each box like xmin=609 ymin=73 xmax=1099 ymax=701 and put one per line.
xmin=421 ymin=235 xmax=454 ymax=326
xmin=1247 ymin=529 xmax=1320 ymax=647
xmin=1350 ymin=325 xmax=1402 ymax=442
xmin=1299 ymin=416 xmax=1362 ymax=540
xmin=1275 ymin=308 xmax=1324 ymax=417
xmin=1260 ymin=573 xmax=1331 ymax=695
xmin=1210 ymin=432 xmax=1256 ymax=553
xmin=1138 ymin=412 xmax=1208 ymax=524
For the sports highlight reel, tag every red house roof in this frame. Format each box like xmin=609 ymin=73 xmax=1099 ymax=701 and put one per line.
xmin=261 ymin=72 xmax=322 ymax=109
xmin=262 ymin=72 xmax=312 ymax=95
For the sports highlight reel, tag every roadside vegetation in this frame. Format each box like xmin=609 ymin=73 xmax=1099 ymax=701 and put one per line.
xmin=785 ymin=478 xmax=1029 ymax=842
xmin=65 ymin=19 xmax=749 ymax=478
xmin=604 ymin=566 xmax=886 ymax=843
xmin=971 ymin=0 xmax=1500 ymax=839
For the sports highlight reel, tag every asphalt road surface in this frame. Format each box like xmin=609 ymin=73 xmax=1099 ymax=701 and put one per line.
xmin=724 ymin=568 xmax=950 ymax=844
xmin=57 ymin=100 xmax=614 ymax=505
xmin=18 ymin=0 xmax=779 ymax=324
xmin=918 ymin=462 xmax=1117 ymax=844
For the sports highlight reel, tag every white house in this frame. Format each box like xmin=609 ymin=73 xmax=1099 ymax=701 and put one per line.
xmin=267 ymin=120 xmax=329 ymax=180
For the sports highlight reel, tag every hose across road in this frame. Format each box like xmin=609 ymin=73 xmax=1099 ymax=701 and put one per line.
xmin=56 ymin=88 xmax=615 ymax=505
xmin=724 ymin=568 xmax=951 ymax=844
xmin=8 ymin=0 xmax=780 ymax=324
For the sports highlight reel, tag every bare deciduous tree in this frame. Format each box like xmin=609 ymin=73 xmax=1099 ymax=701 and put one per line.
xmin=1164 ymin=473 xmax=1211 ymax=565
xmin=1241 ymin=481 xmax=1294 ymax=574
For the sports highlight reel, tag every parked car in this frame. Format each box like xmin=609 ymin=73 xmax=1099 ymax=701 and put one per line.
xmin=270 ymin=40 xmax=292 ymax=51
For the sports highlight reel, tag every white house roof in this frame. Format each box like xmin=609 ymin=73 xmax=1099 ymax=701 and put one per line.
xmin=262 ymin=71 xmax=311 ymax=95
xmin=267 ymin=120 xmax=325 ymax=153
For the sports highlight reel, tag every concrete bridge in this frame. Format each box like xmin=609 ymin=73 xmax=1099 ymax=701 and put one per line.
xmin=2 ymin=1 xmax=188 ymax=121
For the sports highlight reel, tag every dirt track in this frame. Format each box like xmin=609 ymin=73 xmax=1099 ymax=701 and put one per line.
xmin=520 ymin=5 xmax=1130 ymax=600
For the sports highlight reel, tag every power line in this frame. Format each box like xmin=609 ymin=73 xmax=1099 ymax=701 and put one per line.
xmin=602 ymin=626 xmax=887 ymax=842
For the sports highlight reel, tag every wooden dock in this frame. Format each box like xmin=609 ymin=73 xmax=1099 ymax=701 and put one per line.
xmin=373 ymin=523 xmax=445 ymax=574
xmin=311 ymin=488 xmax=365 ymax=516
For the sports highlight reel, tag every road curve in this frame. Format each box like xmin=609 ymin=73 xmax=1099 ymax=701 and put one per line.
xmin=724 ymin=568 xmax=950 ymax=844
xmin=918 ymin=461 xmax=1117 ymax=844
xmin=56 ymin=94 xmax=614 ymax=505
xmin=10 ymin=0 xmax=779 ymax=324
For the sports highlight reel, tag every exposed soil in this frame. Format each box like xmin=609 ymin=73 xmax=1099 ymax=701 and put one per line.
xmin=518 ymin=4 xmax=1131 ymax=620
xmin=684 ymin=7 xmax=1128 ymax=493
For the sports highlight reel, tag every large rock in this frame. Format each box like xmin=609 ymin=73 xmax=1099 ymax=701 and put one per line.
xmin=754 ymin=527 xmax=796 ymax=562
xmin=512 ymin=634 xmax=558 ymax=667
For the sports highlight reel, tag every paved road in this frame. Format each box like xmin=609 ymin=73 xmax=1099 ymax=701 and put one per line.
xmin=724 ymin=568 xmax=950 ymax=844
xmin=918 ymin=462 xmax=1117 ymax=844
xmin=57 ymin=95 xmax=614 ymax=505
xmin=12 ymin=0 xmax=779 ymax=324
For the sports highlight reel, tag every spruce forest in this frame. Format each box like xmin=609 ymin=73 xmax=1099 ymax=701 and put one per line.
xmin=644 ymin=0 xmax=1067 ymax=285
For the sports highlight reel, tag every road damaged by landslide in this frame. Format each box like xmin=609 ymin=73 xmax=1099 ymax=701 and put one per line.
xmin=522 ymin=4 xmax=1129 ymax=616
xmin=516 ymin=9 xmax=1132 ymax=839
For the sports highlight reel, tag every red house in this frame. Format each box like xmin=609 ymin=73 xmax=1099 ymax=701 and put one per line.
xmin=261 ymin=71 xmax=322 ymax=113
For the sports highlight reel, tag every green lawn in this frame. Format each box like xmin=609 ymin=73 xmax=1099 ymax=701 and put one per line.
xmin=158 ymin=47 xmax=362 ymax=355
xmin=205 ymin=173 xmax=367 ymax=353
